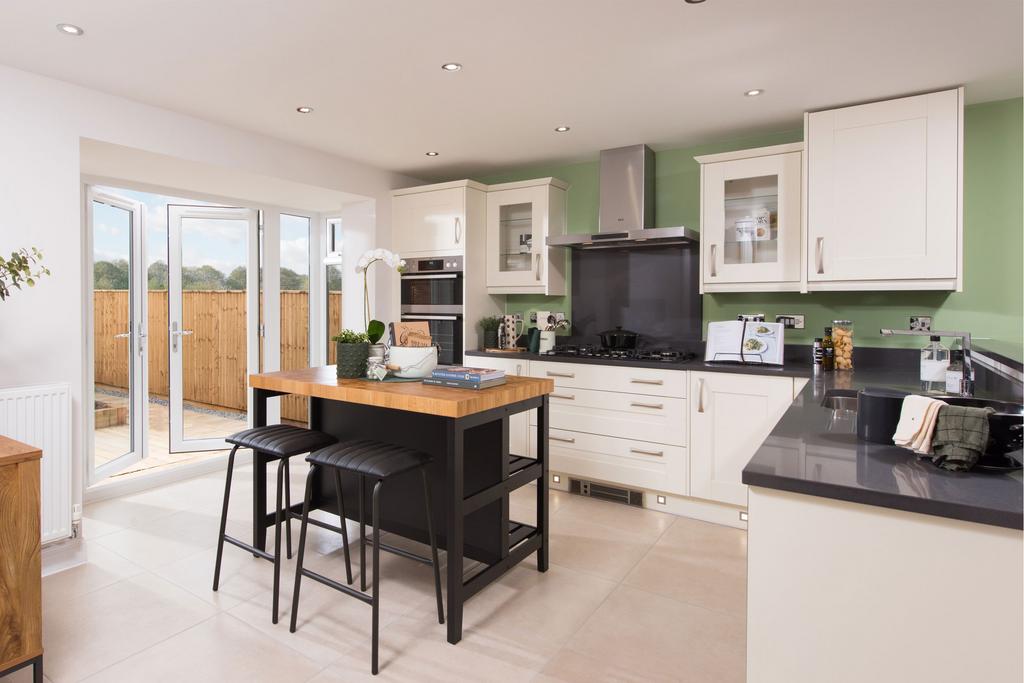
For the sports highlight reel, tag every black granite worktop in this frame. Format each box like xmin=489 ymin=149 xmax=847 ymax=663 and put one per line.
xmin=465 ymin=349 xmax=811 ymax=376
xmin=742 ymin=367 xmax=1023 ymax=530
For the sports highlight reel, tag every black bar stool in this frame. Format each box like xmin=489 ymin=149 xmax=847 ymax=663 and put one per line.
xmin=213 ymin=424 xmax=337 ymax=623
xmin=290 ymin=439 xmax=445 ymax=675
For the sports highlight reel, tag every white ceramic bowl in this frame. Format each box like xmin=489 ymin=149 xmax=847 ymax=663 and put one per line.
xmin=389 ymin=345 xmax=438 ymax=378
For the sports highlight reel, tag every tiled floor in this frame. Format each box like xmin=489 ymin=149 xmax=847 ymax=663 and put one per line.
xmin=4 ymin=463 xmax=747 ymax=683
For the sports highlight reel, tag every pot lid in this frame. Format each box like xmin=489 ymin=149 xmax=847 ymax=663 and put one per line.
xmin=599 ymin=326 xmax=640 ymax=336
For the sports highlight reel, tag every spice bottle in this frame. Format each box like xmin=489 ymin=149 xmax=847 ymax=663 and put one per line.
xmin=822 ymin=327 xmax=835 ymax=371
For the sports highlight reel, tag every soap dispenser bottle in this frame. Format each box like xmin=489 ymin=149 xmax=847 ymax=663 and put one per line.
xmin=920 ymin=336 xmax=950 ymax=393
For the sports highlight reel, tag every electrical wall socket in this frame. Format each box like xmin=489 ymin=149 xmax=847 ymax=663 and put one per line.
xmin=529 ymin=312 xmax=537 ymax=323
xmin=513 ymin=313 xmax=523 ymax=323
xmin=775 ymin=314 xmax=805 ymax=329
xmin=554 ymin=312 xmax=566 ymax=322
xmin=909 ymin=316 xmax=932 ymax=332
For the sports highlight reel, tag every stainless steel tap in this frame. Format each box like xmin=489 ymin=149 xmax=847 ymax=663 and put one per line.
xmin=878 ymin=328 xmax=975 ymax=396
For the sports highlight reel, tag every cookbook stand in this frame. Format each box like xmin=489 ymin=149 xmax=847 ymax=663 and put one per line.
xmin=704 ymin=320 xmax=784 ymax=366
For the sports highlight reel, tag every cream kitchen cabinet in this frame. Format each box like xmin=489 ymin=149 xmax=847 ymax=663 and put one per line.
xmin=470 ymin=355 xmax=530 ymax=457
xmin=689 ymin=371 xmax=794 ymax=506
xmin=486 ymin=178 xmax=567 ymax=295
xmin=805 ymin=88 xmax=963 ymax=291
xmin=392 ymin=180 xmax=487 ymax=256
xmin=696 ymin=143 xmax=804 ymax=293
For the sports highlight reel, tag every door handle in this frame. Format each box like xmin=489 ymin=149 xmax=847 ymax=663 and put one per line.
xmin=454 ymin=217 xmax=462 ymax=244
xmin=815 ymin=237 xmax=824 ymax=275
xmin=697 ymin=378 xmax=706 ymax=413
xmin=170 ymin=323 xmax=194 ymax=352
xmin=708 ymin=244 xmax=718 ymax=277
xmin=549 ymin=435 xmax=576 ymax=444
xmin=550 ymin=393 xmax=575 ymax=400
xmin=534 ymin=253 xmax=541 ymax=281
xmin=546 ymin=371 xmax=575 ymax=378
xmin=630 ymin=402 xmax=664 ymax=410
xmin=113 ymin=332 xmax=131 ymax=339
xmin=630 ymin=447 xmax=664 ymax=457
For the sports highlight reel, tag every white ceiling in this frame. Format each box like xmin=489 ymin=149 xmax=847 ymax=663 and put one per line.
xmin=1 ymin=1 xmax=1021 ymax=180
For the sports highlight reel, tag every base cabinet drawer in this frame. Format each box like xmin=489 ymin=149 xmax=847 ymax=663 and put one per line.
xmin=528 ymin=361 xmax=686 ymax=398
xmin=532 ymin=427 xmax=687 ymax=496
xmin=530 ymin=387 xmax=686 ymax=446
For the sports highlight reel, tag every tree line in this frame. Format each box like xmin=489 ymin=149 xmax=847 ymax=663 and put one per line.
xmin=92 ymin=260 xmax=340 ymax=291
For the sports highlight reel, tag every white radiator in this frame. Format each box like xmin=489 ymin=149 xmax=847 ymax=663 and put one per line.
xmin=0 ymin=383 xmax=73 ymax=544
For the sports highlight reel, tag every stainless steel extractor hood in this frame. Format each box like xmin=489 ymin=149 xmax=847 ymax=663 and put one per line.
xmin=547 ymin=144 xmax=698 ymax=249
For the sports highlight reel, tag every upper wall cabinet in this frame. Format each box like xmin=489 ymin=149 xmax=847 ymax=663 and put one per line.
xmin=392 ymin=180 xmax=487 ymax=256
xmin=486 ymin=178 xmax=568 ymax=295
xmin=805 ymin=88 xmax=963 ymax=291
xmin=696 ymin=143 xmax=804 ymax=293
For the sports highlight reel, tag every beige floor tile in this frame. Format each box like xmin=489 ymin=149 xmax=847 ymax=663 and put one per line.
xmin=82 ymin=494 xmax=181 ymax=540
xmin=41 ymin=572 xmax=218 ymax=682
xmin=547 ymin=515 xmax=656 ymax=582
xmin=624 ymin=516 xmax=747 ymax=617
xmin=152 ymin=544 xmax=281 ymax=611
xmin=560 ymin=585 xmax=745 ymax=683
xmin=310 ymin=616 xmax=536 ymax=682
xmin=554 ymin=494 xmax=675 ymax=542
xmin=0 ymin=666 xmax=52 ymax=683
xmin=41 ymin=542 xmax=145 ymax=605
xmin=78 ymin=613 xmax=321 ymax=683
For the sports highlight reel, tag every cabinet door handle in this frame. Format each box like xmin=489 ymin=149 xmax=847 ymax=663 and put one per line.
xmin=815 ymin=237 xmax=824 ymax=274
xmin=551 ymin=393 xmax=575 ymax=400
xmin=697 ymin=378 xmax=706 ymax=413
xmin=534 ymin=253 xmax=541 ymax=281
xmin=455 ymin=217 xmax=462 ymax=244
xmin=630 ymin=378 xmax=663 ymax=385
xmin=515 ymin=364 xmax=522 ymax=375
xmin=550 ymin=435 xmax=576 ymax=444
xmin=546 ymin=371 xmax=575 ymax=378
xmin=630 ymin=447 xmax=664 ymax=457
xmin=630 ymin=401 xmax=663 ymax=410
xmin=708 ymin=244 xmax=718 ymax=277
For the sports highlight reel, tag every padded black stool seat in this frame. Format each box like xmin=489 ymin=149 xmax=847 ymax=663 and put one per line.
xmin=214 ymin=424 xmax=337 ymax=625
xmin=306 ymin=439 xmax=432 ymax=479
xmin=226 ymin=424 xmax=336 ymax=459
xmin=291 ymin=439 xmax=444 ymax=675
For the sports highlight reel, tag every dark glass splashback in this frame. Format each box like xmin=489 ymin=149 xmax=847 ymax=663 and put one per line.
xmin=569 ymin=245 xmax=702 ymax=349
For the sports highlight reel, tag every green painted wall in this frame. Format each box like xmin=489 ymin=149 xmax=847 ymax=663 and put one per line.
xmin=472 ymin=98 xmax=1024 ymax=360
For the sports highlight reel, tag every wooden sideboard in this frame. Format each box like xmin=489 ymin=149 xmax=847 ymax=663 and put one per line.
xmin=0 ymin=435 xmax=43 ymax=682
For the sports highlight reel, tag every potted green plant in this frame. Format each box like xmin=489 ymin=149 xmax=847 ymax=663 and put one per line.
xmin=332 ymin=329 xmax=370 ymax=378
xmin=479 ymin=316 xmax=502 ymax=350
xmin=356 ymin=248 xmax=405 ymax=359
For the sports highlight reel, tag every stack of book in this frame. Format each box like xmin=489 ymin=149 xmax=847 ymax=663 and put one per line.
xmin=423 ymin=366 xmax=507 ymax=390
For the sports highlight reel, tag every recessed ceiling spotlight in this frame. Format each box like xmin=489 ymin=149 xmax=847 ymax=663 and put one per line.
xmin=425 ymin=151 xmax=440 ymax=156
xmin=684 ymin=0 xmax=707 ymax=3
xmin=441 ymin=63 xmax=462 ymax=72
xmin=296 ymin=106 xmax=314 ymax=113
xmin=554 ymin=126 xmax=571 ymax=133
xmin=745 ymin=89 xmax=764 ymax=97
xmin=57 ymin=23 xmax=84 ymax=36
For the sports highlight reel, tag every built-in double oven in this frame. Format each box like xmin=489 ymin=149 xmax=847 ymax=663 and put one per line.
xmin=400 ymin=255 xmax=463 ymax=365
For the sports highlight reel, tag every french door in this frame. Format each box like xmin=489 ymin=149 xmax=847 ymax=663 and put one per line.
xmin=168 ymin=205 xmax=260 ymax=452
xmin=88 ymin=188 xmax=149 ymax=483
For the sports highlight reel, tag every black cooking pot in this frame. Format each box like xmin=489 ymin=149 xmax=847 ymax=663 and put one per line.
xmin=599 ymin=326 xmax=640 ymax=350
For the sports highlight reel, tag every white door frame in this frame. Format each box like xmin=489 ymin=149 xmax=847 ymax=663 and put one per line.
xmin=86 ymin=187 xmax=149 ymax=484
xmin=167 ymin=204 xmax=259 ymax=452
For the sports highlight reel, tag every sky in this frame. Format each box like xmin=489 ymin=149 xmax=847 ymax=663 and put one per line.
xmin=91 ymin=185 xmax=311 ymax=276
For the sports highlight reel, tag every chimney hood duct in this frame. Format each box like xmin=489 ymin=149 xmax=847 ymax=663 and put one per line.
xmin=547 ymin=143 xmax=698 ymax=249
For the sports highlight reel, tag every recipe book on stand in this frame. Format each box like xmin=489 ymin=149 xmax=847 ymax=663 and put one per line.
xmin=704 ymin=320 xmax=785 ymax=366
xmin=423 ymin=365 xmax=507 ymax=390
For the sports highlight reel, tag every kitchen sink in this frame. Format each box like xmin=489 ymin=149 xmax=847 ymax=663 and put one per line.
xmin=821 ymin=389 xmax=858 ymax=412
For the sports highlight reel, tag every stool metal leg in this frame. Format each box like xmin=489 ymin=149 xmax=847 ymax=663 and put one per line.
xmin=289 ymin=465 xmax=317 ymax=633
xmin=359 ymin=475 xmax=367 ymax=592
xmin=421 ymin=469 xmax=445 ymax=624
xmin=212 ymin=445 xmax=240 ymax=591
xmin=371 ymin=479 xmax=383 ymax=676
xmin=272 ymin=458 xmax=286 ymax=624
xmin=284 ymin=459 xmax=293 ymax=559
xmin=331 ymin=468 xmax=354 ymax=585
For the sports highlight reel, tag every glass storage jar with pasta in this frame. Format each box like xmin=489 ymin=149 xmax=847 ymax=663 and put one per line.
xmin=832 ymin=320 xmax=854 ymax=369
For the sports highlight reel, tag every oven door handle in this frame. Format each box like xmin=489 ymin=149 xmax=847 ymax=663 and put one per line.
xmin=400 ymin=315 xmax=460 ymax=321
xmin=401 ymin=273 xmax=461 ymax=280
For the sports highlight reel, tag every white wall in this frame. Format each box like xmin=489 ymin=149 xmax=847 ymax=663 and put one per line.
xmin=0 ymin=64 xmax=421 ymax=512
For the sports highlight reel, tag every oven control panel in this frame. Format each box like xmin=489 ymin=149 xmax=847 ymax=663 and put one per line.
xmin=407 ymin=255 xmax=463 ymax=273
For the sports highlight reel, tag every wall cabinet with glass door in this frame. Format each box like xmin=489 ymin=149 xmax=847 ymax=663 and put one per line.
xmin=696 ymin=143 xmax=803 ymax=293
xmin=486 ymin=178 xmax=568 ymax=295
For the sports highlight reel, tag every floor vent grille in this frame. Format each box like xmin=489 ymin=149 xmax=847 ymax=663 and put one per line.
xmin=569 ymin=478 xmax=643 ymax=507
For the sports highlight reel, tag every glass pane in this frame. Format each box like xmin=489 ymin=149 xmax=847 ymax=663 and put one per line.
xmin=92 ymin=201 xmax=134 ymax=466
xmin=723 ymin=174 xmax=779 ymax=265
xmin=280 ymin=214 xmax=310 ymax=424
xmin=179 ymin=217 xmax=249 ymax=440
xmin=326 ymin=219 xmax=343 ymax=364
xmin=498 ymin=202 xmax=533 ymax=273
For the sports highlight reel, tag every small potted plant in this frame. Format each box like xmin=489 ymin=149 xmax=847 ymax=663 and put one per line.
xmin=479 ymin=316 xmax=502 ymax=350
xmin=332 ymin=329 xmax=370 ymax=378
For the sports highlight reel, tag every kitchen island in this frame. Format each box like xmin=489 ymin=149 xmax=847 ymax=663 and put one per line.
xmin=248 ymin=366 xmax=554 ymax=644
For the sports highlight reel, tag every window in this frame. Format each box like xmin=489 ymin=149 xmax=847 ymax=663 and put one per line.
xmin=280 ymin=213 xmax=311 ymax=423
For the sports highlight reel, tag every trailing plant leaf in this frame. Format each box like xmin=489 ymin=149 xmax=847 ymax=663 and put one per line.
xmin=367 ymin=319 xmax=386 ymax=344
xmin=0 ymin=247 xmax=51 ymax=301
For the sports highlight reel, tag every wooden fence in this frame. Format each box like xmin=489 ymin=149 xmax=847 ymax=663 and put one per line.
xmin=94 ymin=290 xmax=341 ymax=423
